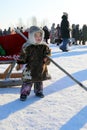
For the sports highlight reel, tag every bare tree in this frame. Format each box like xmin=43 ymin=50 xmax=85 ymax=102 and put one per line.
xmin=31 ymin=16 xmax=37 ymax=26
xmin=41 ymin=18 xmax=49 ymax=27
xmin=17 ymin=18 xmax=24 ymax=28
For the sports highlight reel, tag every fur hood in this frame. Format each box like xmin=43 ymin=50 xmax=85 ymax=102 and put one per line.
xmin=22 ymin=26 xmax=45 ymax=52
xmin=27 ymin=26 xmax=44 ymax=44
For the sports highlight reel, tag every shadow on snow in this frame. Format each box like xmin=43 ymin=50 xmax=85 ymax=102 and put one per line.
xmin=0 ymin=69 xmax=87 ymax=121
xmin=60 ymin=106 xmax=87 ymax=130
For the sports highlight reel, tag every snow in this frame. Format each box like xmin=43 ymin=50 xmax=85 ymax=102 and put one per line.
xmin=0 ymin=44 xmax=87 ymax=130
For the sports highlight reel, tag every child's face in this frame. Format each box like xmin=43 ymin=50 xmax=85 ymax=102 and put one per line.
xmin=34 ymin=32 xmax=42 ymax=43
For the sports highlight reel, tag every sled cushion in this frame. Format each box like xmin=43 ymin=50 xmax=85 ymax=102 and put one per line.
xmin=0 ymin=32 xmax=28 ymax=56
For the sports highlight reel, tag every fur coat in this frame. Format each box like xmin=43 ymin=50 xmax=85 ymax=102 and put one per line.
xmin=17 ymin=43 xmax=51 ymax=82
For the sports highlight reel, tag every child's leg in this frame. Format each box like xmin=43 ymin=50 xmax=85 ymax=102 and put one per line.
xmin=20 ymin=82 xmax=33 ymax=101
xmin=21 ymin=82 xmax=33 ymax=95
xmin=34 ymin=81 xmax=44 ymax=98
xmin=34 ymin=81 xmax=43 ymax=93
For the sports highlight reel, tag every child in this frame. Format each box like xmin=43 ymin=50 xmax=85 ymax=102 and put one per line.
xmin=16 ymin=26 xmax=51 ymax=101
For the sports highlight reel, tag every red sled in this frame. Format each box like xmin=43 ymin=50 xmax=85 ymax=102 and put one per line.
xmin=0 ymin=32 xmax=28 ymax=87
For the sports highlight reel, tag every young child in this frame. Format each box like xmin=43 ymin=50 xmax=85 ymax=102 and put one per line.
xmin=16 ymin=26 xmax=51 ymax=101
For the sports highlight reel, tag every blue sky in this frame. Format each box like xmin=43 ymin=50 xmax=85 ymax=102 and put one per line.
xmin=0 ymin=0 xmax=87 ymax=30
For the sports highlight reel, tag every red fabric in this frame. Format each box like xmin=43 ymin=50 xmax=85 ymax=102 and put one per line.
xmin=0 ymin=32 xmax=28 ymax=61
xmin=0 ymin=32 xmax=28 ymax=56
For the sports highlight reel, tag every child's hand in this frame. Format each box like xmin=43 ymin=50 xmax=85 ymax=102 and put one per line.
xmin=43 ymin=57 xmax=48 ymax=63
xmin=43 ymin=57 xmax=50 ymax=65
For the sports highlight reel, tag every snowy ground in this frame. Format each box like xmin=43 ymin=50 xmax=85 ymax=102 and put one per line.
xmin=0 ymin=44 xmax=87 ymax=130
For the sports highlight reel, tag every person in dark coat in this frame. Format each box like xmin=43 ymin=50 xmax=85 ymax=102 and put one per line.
xmin=59 ymin=12 xmax=70 ymax=51
xmin=16 ymin=26 xmax=51 ymax=101
xmin=43 ymin=26 xmax=50 ymax=44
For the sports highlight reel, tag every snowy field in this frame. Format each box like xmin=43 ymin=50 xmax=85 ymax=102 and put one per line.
xmin=0 ymin=44 xmax=87 ymax=130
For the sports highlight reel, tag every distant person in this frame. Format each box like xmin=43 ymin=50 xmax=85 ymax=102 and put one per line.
xmin=7 ymin=27 xmax=11 ymax=35
xmin=16 ymin=26 xmax=51 ymax=101
xmin=43 ymin=26 xmax=50 ymax=44
xmin=59 ymin=12 xmax=70 ymax=51
xmin=50 ymin=23 xmax=56 ymax=44
xmin=55 ymin=24 xmax=62 ymax=45
xmin=3 ymin=29 xmax=7 ymax=36
xmin=0 ymin=29 xmax=3 ymax=36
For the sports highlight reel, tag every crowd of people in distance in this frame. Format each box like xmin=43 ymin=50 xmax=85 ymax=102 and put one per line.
xmin=0 ymin=12 xmax=87 ymax=56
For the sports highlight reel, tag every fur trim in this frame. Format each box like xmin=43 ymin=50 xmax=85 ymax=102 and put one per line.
xmin=22 ymin=26 xmax=48 ymax=53
xmin=27 ymin=26 xmax=44 ymax=44
xmin=22 ymin=41 xmax=48 ymax=53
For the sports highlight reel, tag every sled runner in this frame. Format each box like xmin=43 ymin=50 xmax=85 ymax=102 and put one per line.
xmin=0 ymin=32 xmax=28 ymax=87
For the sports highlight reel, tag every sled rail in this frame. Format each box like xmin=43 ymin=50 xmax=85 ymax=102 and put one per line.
xmin=0 ymin=59 xmax=22 ymax=87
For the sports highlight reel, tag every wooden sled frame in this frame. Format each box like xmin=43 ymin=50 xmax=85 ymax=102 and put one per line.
xmin=0 ymin=60 xmax=22 ymax=87
xmin=0 ymin=31 xmax=28 ymax=87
